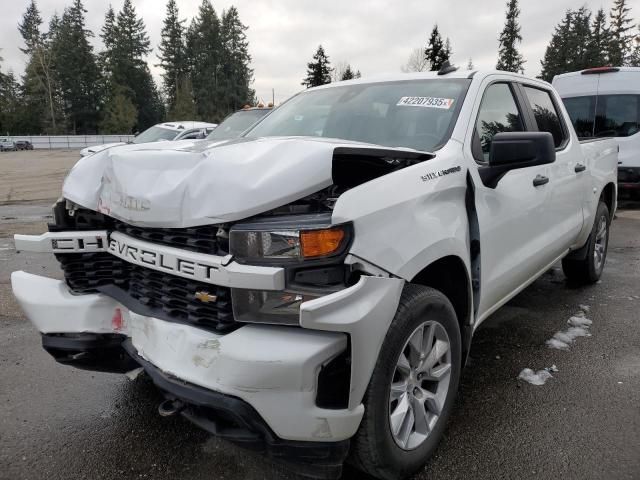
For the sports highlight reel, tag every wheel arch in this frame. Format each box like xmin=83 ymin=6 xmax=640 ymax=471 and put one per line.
xmin=601 ymin=182 xmax=616 ymax=221
xmin=410 ymin=255 xmax=473 ymax=363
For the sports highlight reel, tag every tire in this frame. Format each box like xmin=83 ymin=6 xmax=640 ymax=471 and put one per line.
xmin=562 ymin=201 xmax=610 ymax=284
xmin=349 ymin=284 xmax=462 ymax=480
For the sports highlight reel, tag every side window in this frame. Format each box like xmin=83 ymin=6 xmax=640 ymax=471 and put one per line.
xmin=595 ymin=95 xmax=640 ymax=138
xmin=523 ymin=86 xmax=566 ymax=148
xmin=475 ymin=83 xmax=524 ymax=161
xmin=563 ymin=95 xmax=596 ymax=138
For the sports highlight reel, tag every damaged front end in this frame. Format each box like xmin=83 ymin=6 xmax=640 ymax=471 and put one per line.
xmin=12 ymin=137 xmax=432 ymax=478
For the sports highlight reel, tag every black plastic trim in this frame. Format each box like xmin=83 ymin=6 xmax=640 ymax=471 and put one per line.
xmin=122 ymin=340 xmax=350 ymax=478
xmin=41 ymin=333 xmax=138 ymax=373
xmin=516 ymin=82 xmax=571 ymax=151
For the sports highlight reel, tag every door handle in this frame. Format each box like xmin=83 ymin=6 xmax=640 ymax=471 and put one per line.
xmin=575 ymin=163 xmax=586 ymax=173
xmin=533 ymin=175 xmax=549 ymax=187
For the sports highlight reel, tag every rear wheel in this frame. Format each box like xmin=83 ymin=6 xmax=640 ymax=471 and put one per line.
xmin=349 ymin=285 xmax=461 ymax=480
xmin=562 ymin=201 xmax=610 ymax=284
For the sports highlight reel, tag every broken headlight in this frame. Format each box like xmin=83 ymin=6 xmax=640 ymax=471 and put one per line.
xmin=229 ymin=214 xmax=352 ymax=325
xmin=232 ymin=289 xmax=322 ymax=325
xmin=229 ymin=214 xmax=351 ymax=264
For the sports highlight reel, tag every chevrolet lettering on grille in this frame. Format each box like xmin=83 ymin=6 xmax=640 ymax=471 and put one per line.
xmin=107 ymin=233 xmax=220 ymax=283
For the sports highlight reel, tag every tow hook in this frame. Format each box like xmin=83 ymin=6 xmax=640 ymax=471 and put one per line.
xmin=158 ymin=399 xmax=185 ymax=417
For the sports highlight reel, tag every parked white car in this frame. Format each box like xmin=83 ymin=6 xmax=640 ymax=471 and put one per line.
xmin=0 ymin=137 xmax=16 ymax=151
xmin=12 ymin=70 xmax=617 ymax=479
xmin=553 ymin=67 xmax=640 ymax=197
xmin=79 ymin=121 xmax=217 ymax=157
xmin=205 ymin=107 xmax=272 ymax=141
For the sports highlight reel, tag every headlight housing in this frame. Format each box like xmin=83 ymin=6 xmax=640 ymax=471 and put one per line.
xmin=229 ymin=214 xmax=351 ymax=264
xmin=229 ymin=214 xmax=352 ymax=325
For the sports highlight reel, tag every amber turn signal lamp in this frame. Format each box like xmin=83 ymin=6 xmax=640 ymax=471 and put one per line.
xmin=300 ymin=227 xmax=346 ymax=258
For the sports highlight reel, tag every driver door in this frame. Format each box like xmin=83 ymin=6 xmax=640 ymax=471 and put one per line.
xmin=467 ymin=82 xmax=554 ymax=319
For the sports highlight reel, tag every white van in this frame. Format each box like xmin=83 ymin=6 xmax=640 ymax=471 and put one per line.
xmin=553 ymin=67 xmax=640 ymax=197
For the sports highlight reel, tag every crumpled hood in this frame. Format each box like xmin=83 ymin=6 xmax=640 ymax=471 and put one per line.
xmin=80 ymin=142 xmax=127 ymax=157
xmin=63 ymin=136 xmax=373 ymax=227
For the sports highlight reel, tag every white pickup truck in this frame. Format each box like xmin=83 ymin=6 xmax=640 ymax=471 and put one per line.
xmin=12 ymin=69 xmax=617 ymax=479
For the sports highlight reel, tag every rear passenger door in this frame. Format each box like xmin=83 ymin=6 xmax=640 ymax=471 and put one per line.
xmin=519 ymin=84 xmax=584 ymax=254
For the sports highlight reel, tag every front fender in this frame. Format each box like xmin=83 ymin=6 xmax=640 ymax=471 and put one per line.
xmin=332 ymin=142 xmax=470 ymax=281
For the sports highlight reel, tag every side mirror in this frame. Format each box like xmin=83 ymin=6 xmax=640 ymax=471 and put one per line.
xmin=479 ymin=132 xmax=555 ymax=188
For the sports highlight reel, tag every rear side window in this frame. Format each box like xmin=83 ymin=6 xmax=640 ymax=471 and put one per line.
xmin=563 ymin=96 xmax=596 ymax=138
xmin=475 ymin=83 xmax=524 ymax=161
xmin=523 ymin=86 xmax=566 ymax=147
xmin=595 ymin=95 xmax=640 ymax=138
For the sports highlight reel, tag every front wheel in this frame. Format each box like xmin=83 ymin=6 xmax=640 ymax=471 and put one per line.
xmin=562 ymin=201 xmax=610 ymax=284
xmin=349 ymin=285 xmax=461 ymax=480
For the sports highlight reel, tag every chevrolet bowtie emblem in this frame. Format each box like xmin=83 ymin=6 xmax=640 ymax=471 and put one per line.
xmin=195 ymin=291 xmax=217 ymax=303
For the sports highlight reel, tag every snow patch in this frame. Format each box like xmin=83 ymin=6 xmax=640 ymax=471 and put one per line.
xmin=579 ymin=304 xmax=590 ymax=313
xmin=546 ymin=338 xmax=570 ymax=350
xmin=568 ymin=316 xmax=592 ymax=328
xmin=546 ymin=309 xmax=593 ymax=350
xmin=518 ymin=368 xmax=553 ymax=386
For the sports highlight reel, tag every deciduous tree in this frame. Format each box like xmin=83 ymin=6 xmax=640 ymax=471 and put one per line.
xmin=401 ymin=47 xmax=429 ymax=73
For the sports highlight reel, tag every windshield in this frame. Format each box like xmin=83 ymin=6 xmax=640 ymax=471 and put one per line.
xmin=246 ymin=79 xmax=470 ymax=151
xmin=132 ymin=126 xmax=179 ymax=144
xmin=207 ymin=110 xmax=270 ymax=141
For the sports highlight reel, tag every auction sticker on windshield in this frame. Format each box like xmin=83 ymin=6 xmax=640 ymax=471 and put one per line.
xmin=397 ymin=96 xmax=454 ymax=109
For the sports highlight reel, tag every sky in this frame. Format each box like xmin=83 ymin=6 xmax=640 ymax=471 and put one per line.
xmin=1 ymin=0 xmax=639 ymax=105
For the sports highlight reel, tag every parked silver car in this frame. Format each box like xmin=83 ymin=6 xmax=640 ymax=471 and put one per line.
xmin=0 ymin=137 xmax=17 ymax=151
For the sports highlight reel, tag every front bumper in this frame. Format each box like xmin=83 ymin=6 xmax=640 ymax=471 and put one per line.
xmin=12 ymin=270 xmax=373 ymax=444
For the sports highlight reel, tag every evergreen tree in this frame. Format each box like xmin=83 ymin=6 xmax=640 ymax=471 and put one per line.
xmin=630 ymin=26 xmax=640 ymax=66
xmin=0 ymin=64 xmax=21 ymax=135
xmin=100 ymin=85 xmax=137 ymax=133
xmin=496 ymin=0 xmax=525 ymax=73
xmin=540 ymin=9 xmax=593 ymax=81
xmin=168 ymin=76 xmax=197 ymax=120
xmin=586 ymin=9 xmax=610 ymax=66
xmin=302 ymin=45 xmax=332 ymax=88
xmin=157 ymin=0 xmax=186 ymax=107
xmin=100 ymin=0 xmax=163 ymax=130
xmin=218 ymin=6 xmax=255 ymax=114
xmin=425 ymin=26 xmax=450 ymax=70
xmin=100 ymin=5 xmax=116 ymax=70
xmin=340 ymin=64 xmax=360 ymax=80
xmin=569 ymin=7 xmax=593 ymax=69
xmin=608 ymin=0 xmax=635 ymax=65
xmin=186 ymin=0 xmax=223 ymax=120
xmin=51 ymin=0 xmax=102 ymax=133
xmin=18 ymin=0 xmax=43 ymax=55
xmin=540 ymin=11 xmax=572 ymax=81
